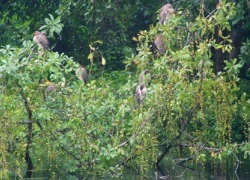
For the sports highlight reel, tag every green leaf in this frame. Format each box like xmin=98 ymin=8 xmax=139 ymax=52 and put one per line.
xmin=88 ymin=52 xmax=94 ymax=63
xmin=49 ymin=14 xmax=54 ymax=21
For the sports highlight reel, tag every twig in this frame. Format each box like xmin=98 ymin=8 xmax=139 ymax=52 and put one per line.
xmin=159 ymin=143 xmax=222 ymax=153
xmin=116 ymin=117 xmax=152 ymax=168
xmin=18 ymin=120 xmax=43 ymax=131
xmin=185 ymin=32 xmax=191 ymax=46
xmin=27 ymin=48 xmax=35 ymax=61
xmin=232 ymin=152 xmax=240 ymax=180
xmin=175 ymin=169 xmax=186 ymax=178
xmin=156 ymin=140 xmax=176 ymax=165
xmin=206 ymin=8 xmax=217 ymax=20
xmin=49 ymin=131 xmax=83 ymax=166
xmin=176 ymin=157 xmax=193 ymax=164
xmin=176 ymin=162 xmax=196 ymax=171
xmin=156 ymin=111 xmax=193 ymax=165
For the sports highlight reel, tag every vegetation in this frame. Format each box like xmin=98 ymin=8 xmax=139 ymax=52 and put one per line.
xmin=0 ymin=0 xmax=250 ymax=179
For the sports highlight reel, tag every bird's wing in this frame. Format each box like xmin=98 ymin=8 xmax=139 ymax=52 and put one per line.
xmin=81 ymin=68 xmax=88 ymax=84
xmin=38 ymin=34 xmax=50 ymax=49
xmin=141 ymin=85 xmax=147 ymax=97
xmin=135 ymin=85 xmax=142 ymax=104
xmin=155 ymin=34 xmax=166 ymax=54
xmin=159 ymin=6 xmax=168 ymax=24
xmin=76 ymin=66 xmax=88 ymax=84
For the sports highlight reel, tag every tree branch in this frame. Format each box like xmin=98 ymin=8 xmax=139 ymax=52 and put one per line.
xmin=157 ymin=101 xmax=200 ymax=165
xmin=232 ymin=152 xmax=240 ymax=180
xmin=18 ymin=83 xmax=33 ymax=178
xmin=49 ymin=131 xmax=83 ymax=166
xmin=206 ymin=8 xmax=217 ymax=20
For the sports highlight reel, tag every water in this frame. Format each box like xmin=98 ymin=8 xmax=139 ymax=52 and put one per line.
xmin=10 ymin=153 xmax=250 ymax=179
xmin=154 ymin=154 xmax=250 ymax=180
xmin=113 ymin=153 xmax=250 ymax=180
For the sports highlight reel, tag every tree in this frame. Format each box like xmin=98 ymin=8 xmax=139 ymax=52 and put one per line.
xmin=0 ymin=0 xmax=250 ymax=179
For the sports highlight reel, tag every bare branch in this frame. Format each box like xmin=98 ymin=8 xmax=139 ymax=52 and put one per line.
xmin=206 ymin=8 xmax=217 ymax=20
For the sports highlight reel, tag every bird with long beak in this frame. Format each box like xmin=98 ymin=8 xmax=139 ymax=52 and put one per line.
xmin=159 ymin=3 xmax=175 ymax=25
xmin=33 ymin=31 xmax=50 ymax=50
xmin=135 ymin=82 xmax=147 ymax=105
xmin=154 ymin=34 xmax=166 ymax=55
xmin=76 ymin=65 xmax=88 ymax=85
xmin=45 ymin=82 xmax=56 ymax=100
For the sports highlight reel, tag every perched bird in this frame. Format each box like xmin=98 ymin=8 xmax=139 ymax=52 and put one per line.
xmin=45 ymin=82 xmax=56 ymax=100
xmin=76 ymin=65 xmax=88 ymax=85
xmin=135 ymin=82 xmax=147 ymax=105
xmin=46 ymin=83 xmax=56 ymax=92
xmin=154 ymin=34 xmax=166 ymax=54
xmin=139 ymin=69 xmax=151 ymax=85
xmin=159 ymin=3 xmax=175 ymax=25
xmin=33 ymin=31 xmax=50 ymax=50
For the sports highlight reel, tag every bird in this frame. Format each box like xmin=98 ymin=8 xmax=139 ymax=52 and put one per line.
xmin=135 ymin=82 xmax=147 ymax=105
xmin=159 ymin=3 xmax=175 ymax=25
xmin=76 ymin=65 xmax=88 ymax=85
xmin=33 ymin=31 xmax=50 ymax=50
xmin=45 ymin=82 xmax=56 ymax=100
xmin=154 ymin=34 xmax=166 ymax=54
xmin=139 ymin=69 xmax=151 ymax=85
xmin=46 ymin=82 xmax=56 ymax=92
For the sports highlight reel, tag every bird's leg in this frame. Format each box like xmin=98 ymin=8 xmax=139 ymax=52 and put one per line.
xmin=42 ymin=50 xmax=46 ymax=61
xmin=140 ymin=104 xmax=143 ymax=114
xmin=27 ymin=48 xmax=36 ymax=61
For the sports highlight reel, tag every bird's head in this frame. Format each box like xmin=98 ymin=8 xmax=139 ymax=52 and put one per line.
xmin=34 ymin=31 xmax=40 ymax=36
xmin=166 ymin=3 xmax=175 ymax=13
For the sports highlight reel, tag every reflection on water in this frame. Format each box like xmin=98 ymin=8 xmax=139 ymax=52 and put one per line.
xmin=15 ymin=153 xmax=250 ymax=179
xmin=115 ymin=153 xmax=250 ymax=180
xmin=155 ymin=153 xmax=250 ymax=180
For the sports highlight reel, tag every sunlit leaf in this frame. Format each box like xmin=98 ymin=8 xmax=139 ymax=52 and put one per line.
xmin=101 ymin=56 xmax=106 ymax=65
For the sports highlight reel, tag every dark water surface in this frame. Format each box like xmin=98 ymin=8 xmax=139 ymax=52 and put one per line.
xmin=116 ymin=153 xmax=250 ymax=180
xmin=154 ymin=156 xmax=250 ymax=180
xmin=20 ymin=153 xmax=250 ymax=179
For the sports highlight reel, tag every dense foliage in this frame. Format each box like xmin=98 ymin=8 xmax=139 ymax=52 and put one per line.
xmin=1 ymin=0 xmax=250 ymax=179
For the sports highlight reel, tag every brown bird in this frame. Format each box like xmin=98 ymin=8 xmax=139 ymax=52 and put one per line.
xmin=135 ymin=82 xmax=147 ymax=105
xmin=46 ymin=83 xmax=56 ymax=92
xmin=154 ymin=34 xmax=166 ymax=54
xmin=159 ymin=3 xmax=175 ymax=25
xmin=139 ymin=69 xmax=151 ymax=84
xmin=33 ymin=31 xmax=50 ymax=50
xmin=45 ymin=82 xmax=56 ymax=100
xmin=76 ymin=65 xmax=88 ymax=85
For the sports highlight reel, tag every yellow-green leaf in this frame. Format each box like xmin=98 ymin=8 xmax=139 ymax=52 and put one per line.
xmin=101 ymin=56 xmax=106 ymax=65
xmin=132 ymin=37 xmax=138 ymax=41
xmin=88 ymin=52 xmax=94 ymax=63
